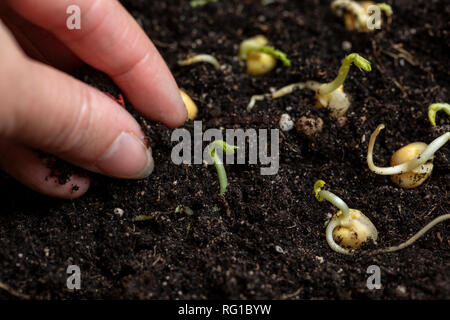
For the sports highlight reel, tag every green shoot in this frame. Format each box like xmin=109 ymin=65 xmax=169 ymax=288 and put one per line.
xmin=239 ymin=36 xmax=290 ymax=67
xmin=376 ymin=3 xmax=393 ymax=16
xmin=134 ymin=211 xmax=163 ymax=221
xmin=319 ymin=53 xmax=372 ymax=95
xmin=175 ymin=205 xmax=194 ymax=216
xmin=257 ymin=46 xmax=291 ymax=67
xmin=245 ymin=54 xmax=370 ymax=117
xmin=190 ymin=0 xmax=218 ymax=8
xmin=314 ymin=180 xmax=350 ymax=221
xmin=238 ymin=35 xmax=290 ymax=75
xmin=208 ymin=140 xmax=238 ymax=195
xmin=428 ymin=103 xmax=450 ymax=126
xmin=313 ymin=179 xmax=326 ymax=201
xmin=134 ymin=205 xmax=194 ymax=222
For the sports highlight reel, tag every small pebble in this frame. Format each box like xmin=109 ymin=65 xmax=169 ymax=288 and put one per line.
xmin=342 ymin=41 xmax=352 ymax=51
xmin=275 ymin=245 xmax=285 ymax=254
xmin=396 ymin=285 xmax=407 ymax=296
xmin=279 ymin=113 xmax=294 ymax=131
xmin=114 ymin=208 xmax=124 ymax=217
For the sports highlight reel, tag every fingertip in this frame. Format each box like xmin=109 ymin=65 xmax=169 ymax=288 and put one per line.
xmin=164 ymin=92 xmax=188 ymax=128
xmin=113 ymin=55 xmax=188 ymax=129
xmin=94 ymin=131 xmax=154 ymax=179
xmin=5 ymin=0 xmax=187 ymax=129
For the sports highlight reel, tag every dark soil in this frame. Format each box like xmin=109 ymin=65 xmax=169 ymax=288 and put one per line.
xmin=0 ymin=0 xmax=449 ymax=299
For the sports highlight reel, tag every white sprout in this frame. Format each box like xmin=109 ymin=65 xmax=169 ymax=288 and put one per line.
xmin=367 ymin=124 xmax=450 ymax=175
xmin=178 ymin=54 xmax=221 ymax=70
xmin=246 ymin=82 xmax=314 ymax=112
xmin=317 ymin=190 xmax=350 ymax=221
xmin=314 ymin=180 xmax=378 ymax=255
xmin=247 ymin=94 xmax=270 ymax=112
xmin=272 ymin=82 xmax=308 ymax=98
xmin=325 ymin=218 xmax=351 ymax=254
xmin=371 ymin=214 xmax=450 ymax=255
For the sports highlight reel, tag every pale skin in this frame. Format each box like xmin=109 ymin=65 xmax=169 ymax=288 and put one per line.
xmin=0 ymin=0 xmax=187 ymax=199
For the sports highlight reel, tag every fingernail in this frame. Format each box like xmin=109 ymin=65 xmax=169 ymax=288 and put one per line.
xmin=174 ymin=90 xmax=189 ymax=125
xmin=96 ymin=132 xmax=154 ymax=179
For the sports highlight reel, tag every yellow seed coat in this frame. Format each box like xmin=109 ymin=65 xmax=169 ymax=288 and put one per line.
xmin=180 ymin=90 xmax=198 ymax=120
xmin=390 ymin=142 xmax=433 ymax=188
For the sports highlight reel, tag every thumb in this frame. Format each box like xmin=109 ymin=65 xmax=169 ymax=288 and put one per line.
xmin=0 ymin=22 xmax=154 ymax=179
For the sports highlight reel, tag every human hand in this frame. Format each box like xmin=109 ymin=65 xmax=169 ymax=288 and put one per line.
xmin=0 ymin=0 xmax=187 ymax=199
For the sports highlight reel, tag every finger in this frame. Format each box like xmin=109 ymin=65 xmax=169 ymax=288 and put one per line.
xmin=7 ymin=0 xmax=187 ymax=127
xmin=0 ymin=22 xmax=154 ymax=180
xmin=0 ymin=3 xmax=81 ymax=71
xmin=0 ymin=140 xmax=90 ymax=199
